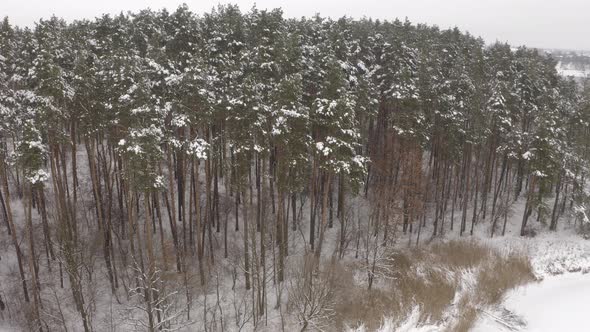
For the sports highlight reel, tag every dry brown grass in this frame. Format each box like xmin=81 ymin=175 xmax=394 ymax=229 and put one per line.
xmin=330 ymin=240 xmax=535 ymax=332
xmin=326 ymin=257 xmax=399 ymax=331
xmin=452 ymin=303 xmax=478 ymax=332
xmin=476 ymin=253 xmax=533 ymax=305
xmin=448 ymin=252 xmax=534 ymax=332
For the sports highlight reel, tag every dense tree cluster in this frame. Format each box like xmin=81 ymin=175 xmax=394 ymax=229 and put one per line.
xmin=1 ymin=5 xmax=589 ymax=331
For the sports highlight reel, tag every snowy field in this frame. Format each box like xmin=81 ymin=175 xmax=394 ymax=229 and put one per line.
xmin=472 ymin=272 xmax=590 ymax=332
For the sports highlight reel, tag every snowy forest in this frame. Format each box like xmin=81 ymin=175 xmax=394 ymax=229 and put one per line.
xmin=1 ymin=4 xmax=590 ymax=332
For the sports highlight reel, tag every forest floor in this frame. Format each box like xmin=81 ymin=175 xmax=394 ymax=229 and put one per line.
xmin=1 ymin=186 xmax=589 ymax=331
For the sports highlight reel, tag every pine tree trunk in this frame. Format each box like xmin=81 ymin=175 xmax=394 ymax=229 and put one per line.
xmin=550 ymin=170 xmax=563 ymax=231
xmin=520 ymin=175 xmax=536 ymax=236
xmin=314 ymin=173 xmax=331 ymax=265
xmin=0 ymin=160 xmax=29 ymax=302
xmin=491 ymin=154 xmax=507 ymax=237
xmin=243 ymin=186 xmax=251 ymax=290
xmin=309 ymin=158 xmax=317 ymax=250
xmin=167 ymin=149 xmax=181 ymax=272
xmin=25 ymin=184 xmax=43 ymax=330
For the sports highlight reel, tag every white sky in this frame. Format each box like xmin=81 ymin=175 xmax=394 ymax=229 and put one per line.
xmin=1 ymin=0 xmax=589 ymax=50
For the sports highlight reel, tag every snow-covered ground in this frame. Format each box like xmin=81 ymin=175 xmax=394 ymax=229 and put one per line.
xmin=1 ymin=146 xmax=588 ymax=332
xmin=472 ymin=272 xmax=590 ymax=332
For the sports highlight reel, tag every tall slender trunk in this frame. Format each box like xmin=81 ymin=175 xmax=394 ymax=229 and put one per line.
xmin=0 ymin=160 xmax=29 ymax=302
xmin=550 ymin=170 xmax=563 ymax=231
xmin=194 ymin=158 xmax=205 ymax=283
xmin=144 ymin=192 xmax=159 ymax=331
xmin=309 ymin=158 xmax=317 ymax=250
xmin=520 ymin=175 xmax=536 ymax=236
xmin=491 ymin=154 xmax=507 ymax=237
xmin=242 ymin=186 xmax=251 ymax=290
xmin=86 ymin=138 xmax=115 ymax=291
xmin=277 ymin=186 xmax=285 ymax=282
xmin=314 ymin=173 xmax=331 ymax=264
xmin=460 ymin=144 xmax=471 ymax=236
xmin=167 ymin=149 xmax=181 ymax=272
xmin=470 ymin=150 xmax=481 ymax=235
xmin=25 ymin=184 xmax=43 ymax=331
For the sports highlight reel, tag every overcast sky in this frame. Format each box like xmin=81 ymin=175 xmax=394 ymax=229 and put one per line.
xmin=1 ymin=0 xmax=589 ymax=50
